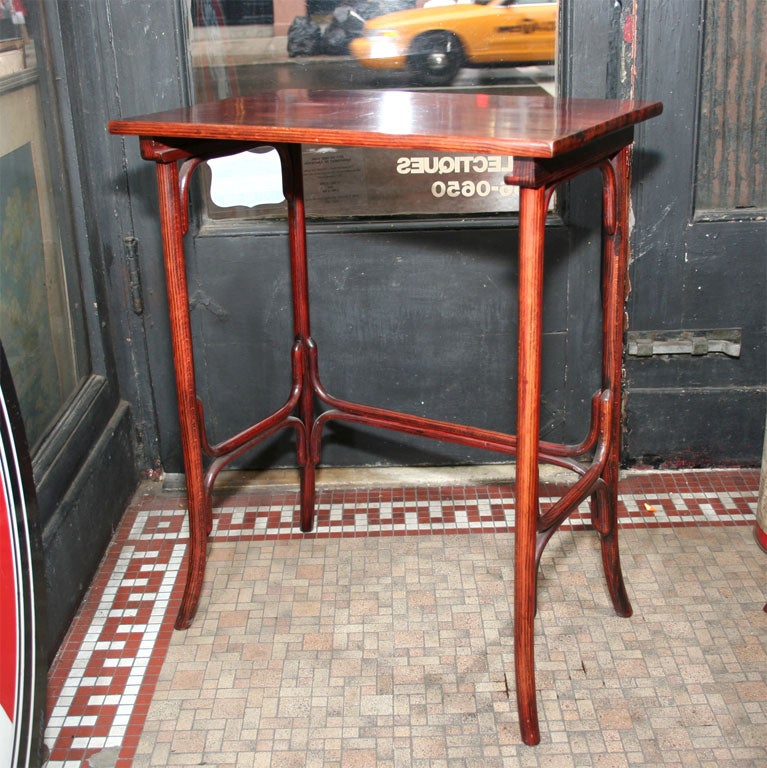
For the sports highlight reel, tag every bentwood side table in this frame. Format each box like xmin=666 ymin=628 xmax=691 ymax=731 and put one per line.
xmin=109 ymin=90 xmax=662 ymax=745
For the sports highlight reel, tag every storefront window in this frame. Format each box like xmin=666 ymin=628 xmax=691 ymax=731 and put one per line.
xmin=188 ymin=0 xmax=558 ymax=221
xmin=0 ymin=3 xmax=87 ymax=449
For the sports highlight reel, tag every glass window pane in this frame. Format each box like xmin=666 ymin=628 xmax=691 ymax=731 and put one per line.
xmin=188 ymin=0 xmax=558 ymax=221
xmin=0 ymin=5 xmax=86 ymax=449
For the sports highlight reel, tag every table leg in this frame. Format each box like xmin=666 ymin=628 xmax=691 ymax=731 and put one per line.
xmin=595 ymin=147 xmax=632 ymax=618
xmin=515 ymin=184 xmax=547 ymax=746
xmin=155 ymin=160 xmax=210 ymax=630
xmin=280 ymin=143 xmax=316 ymax=533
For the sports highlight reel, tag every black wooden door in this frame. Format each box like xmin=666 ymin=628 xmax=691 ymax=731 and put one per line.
xmin=621 ymin=1 xmax=766 ymax=466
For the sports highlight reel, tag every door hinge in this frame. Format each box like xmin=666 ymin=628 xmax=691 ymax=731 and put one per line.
xmin=627 ymin=328 xmax=741 ymax=358
xmin=123 ymin=236 xmax=144 ymax=315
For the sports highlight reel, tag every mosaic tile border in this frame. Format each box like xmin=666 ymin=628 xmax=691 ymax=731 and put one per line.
xmin=43 ymin=470 xmax=760 ymax=767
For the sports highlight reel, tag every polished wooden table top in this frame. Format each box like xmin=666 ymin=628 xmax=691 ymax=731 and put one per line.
xmin=109 ymin=89 xmax=662 ymax=158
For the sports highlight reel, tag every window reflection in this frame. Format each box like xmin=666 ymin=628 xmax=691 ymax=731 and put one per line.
xmin=0 ymin=4 xmax=86 ymax=449
xmin=188 ymin=1 xmax=557 ymax=220
xmin=350 ymin=0 xmax=556 ymax=87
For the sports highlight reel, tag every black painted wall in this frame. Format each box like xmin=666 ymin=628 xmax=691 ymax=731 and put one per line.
xmin=185 ymin=220 xmax=602 ymax=470
xmin=621 ymin=1 xmax=766 ymax=466
xmin=107 ymin=0 xmax=765 ymax=477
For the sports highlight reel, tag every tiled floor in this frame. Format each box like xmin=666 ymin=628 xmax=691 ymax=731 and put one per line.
xmin=44 ymin=469 xmax=766 ymax=767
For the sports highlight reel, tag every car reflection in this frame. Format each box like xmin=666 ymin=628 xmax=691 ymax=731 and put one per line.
xmin=192 ymin=0 xmax=557 ymax=101
xmin=349 ymin=0 xmax=557 ymax=86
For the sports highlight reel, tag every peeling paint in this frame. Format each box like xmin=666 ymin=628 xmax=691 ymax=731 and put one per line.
xmin=623 ymin=12 xmax=635 ymax=44
xmin=189 ymin=289 xmax=230 ymax=321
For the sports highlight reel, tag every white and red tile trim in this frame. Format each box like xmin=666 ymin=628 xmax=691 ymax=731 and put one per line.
xmin=44 ymin=469 xmax=761 ymax=767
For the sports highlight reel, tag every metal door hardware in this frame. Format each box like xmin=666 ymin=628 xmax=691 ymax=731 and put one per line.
xmin=627 ymin=329 xmax=741 ymax=358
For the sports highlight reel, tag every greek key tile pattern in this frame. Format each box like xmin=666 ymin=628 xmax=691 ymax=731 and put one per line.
xmin=44 ymin=470 xmax=766 ymax=767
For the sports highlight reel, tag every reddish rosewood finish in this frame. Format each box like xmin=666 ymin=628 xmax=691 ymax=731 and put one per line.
xmin=110 ymin=90 xmax=661 ymax=159
xmin=109 ymin=89 xmax=662 ymax=746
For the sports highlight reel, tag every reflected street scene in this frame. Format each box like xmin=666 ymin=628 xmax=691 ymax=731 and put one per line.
xmin=188 ymin=0 xmax=558 ymax=220
xmin=191 ymin=0 xmax=556 ymax=97
xmin=350 ymin=0 xmax=556 ymax=87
